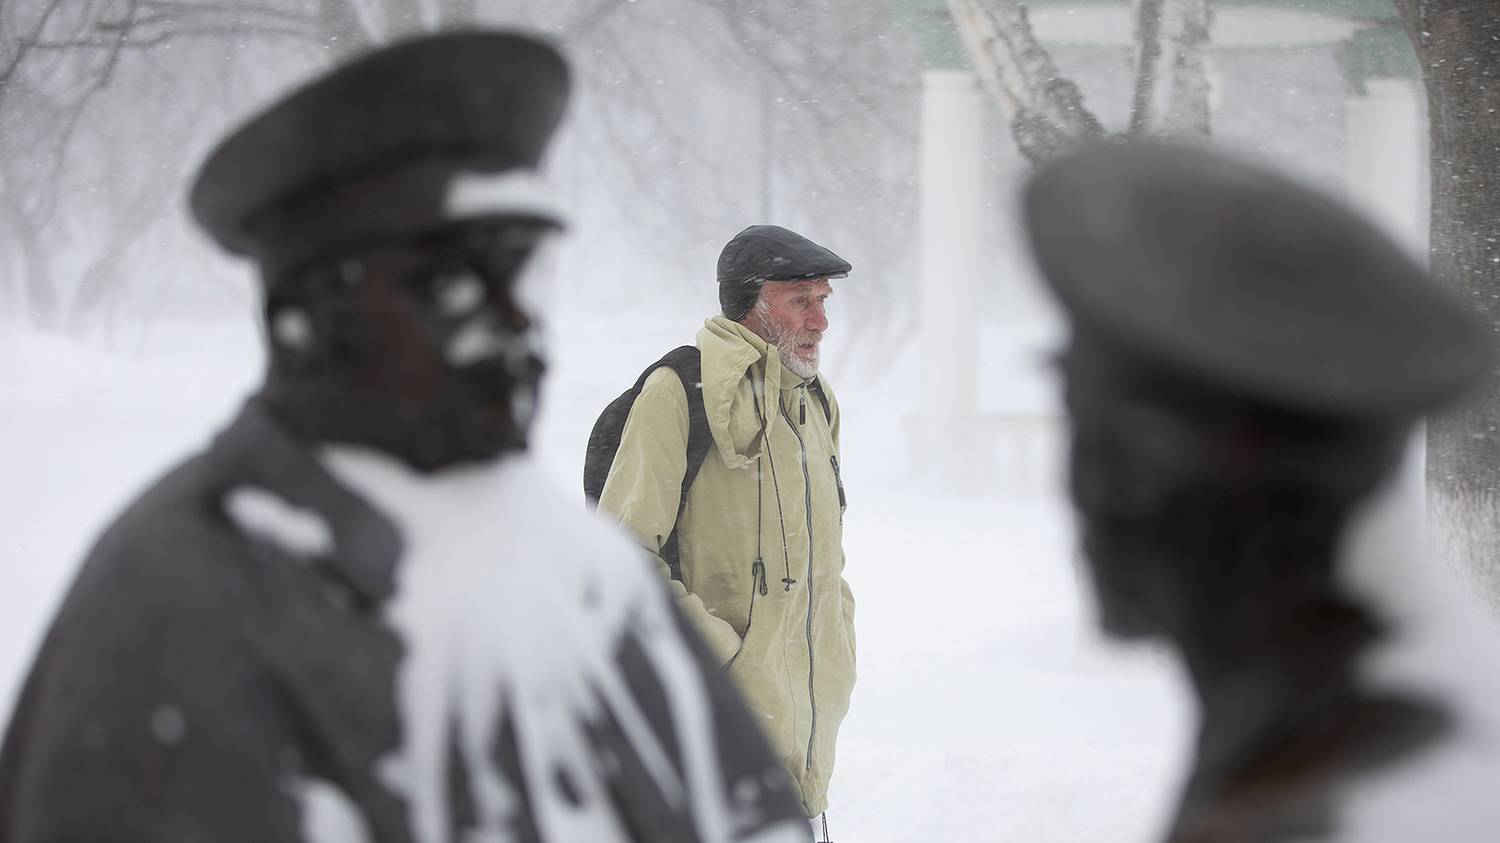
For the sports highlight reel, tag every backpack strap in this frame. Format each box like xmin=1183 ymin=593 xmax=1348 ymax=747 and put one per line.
xmin=652 ymin=346 xmax=710 ymax=583
xmin=808 ymin=376 xmax=833 ymax=425
xmin=628 ymin=352 xmax=829 ymax=584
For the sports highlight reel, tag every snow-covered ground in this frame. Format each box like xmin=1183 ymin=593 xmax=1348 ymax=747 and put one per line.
xmin=0 ymin=306 xmax=1193 ymax=842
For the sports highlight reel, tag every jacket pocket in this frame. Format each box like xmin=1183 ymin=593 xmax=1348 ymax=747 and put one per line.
xmin=726 ymin=557 xmax=768 ymax=668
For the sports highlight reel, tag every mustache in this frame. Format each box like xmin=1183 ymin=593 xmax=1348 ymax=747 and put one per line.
xmin=770 ymin=327 xmax=822 ymax=349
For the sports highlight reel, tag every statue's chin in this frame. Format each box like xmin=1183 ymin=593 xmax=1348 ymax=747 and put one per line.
xmin=1084 ymin=558 xmax=1164 ymax=641
xmin=399 ymin=408 xmax=523 ymax=474
xmin=1096 ymin=603 xmax=1158 ymax=640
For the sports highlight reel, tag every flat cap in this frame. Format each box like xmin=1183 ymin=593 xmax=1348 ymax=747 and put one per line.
xmin=190 ymin=30 xmax=569 ymax=274
xmin=717 ymin=225 xmax=851 ymax=286
xmin=1025 ymin=141 xmax=1489 ymax=421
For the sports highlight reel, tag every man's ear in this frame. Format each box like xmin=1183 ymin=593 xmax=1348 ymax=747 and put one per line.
xmin=267 ymin=298 xmax=323 ymax=373
xmin=264 ymin=258 xmax=368 ymax=373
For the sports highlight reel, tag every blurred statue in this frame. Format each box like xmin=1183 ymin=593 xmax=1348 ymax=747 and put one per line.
xmin=1025 ymin=141 xmax=1500 ymax=842
xmin=0 ymin=31 xmax=809 ymax=843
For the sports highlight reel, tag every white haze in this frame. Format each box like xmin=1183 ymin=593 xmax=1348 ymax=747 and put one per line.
xmin=2 ymin=2 xmax=1490 ymax=840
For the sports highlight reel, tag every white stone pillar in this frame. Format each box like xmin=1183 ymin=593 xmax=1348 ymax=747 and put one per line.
xmin=1345 ymin=76 xmax=1428 ymax=515
xmin=1345 ymin=77 xmax=1425 ymax=255
xmin=911 ymin=70 xmax=988 ymax=490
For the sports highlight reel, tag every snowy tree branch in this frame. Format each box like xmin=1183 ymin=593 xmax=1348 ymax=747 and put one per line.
xmin=0 ymin=0 xmax=69 ymax=88
xmin=585 ymin=21 xmax=747 ymax=214
xmin=27 ymin=26 xmax=320 ymax=49
xmin=704 ymin=0 xmax=915 ymax=139
xmin=36 ymin=0 xmax=138 ymax=225
xmin=945 ymin=0 xmax=1103 ymax=165
xmin=131 ymin=0 xmax=316 ymax=27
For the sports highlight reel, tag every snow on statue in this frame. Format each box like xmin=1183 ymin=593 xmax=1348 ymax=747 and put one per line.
xmin=1025 ymin=141 xmax=1500 ymax=843
xmin=0 ymin=31 xmax=809 ymax=843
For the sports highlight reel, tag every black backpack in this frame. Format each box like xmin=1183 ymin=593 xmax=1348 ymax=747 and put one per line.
xmin=584 ymin=347 xmax=711 ymax=581
xmin=584 ymin=345 xmax=831 ymax=581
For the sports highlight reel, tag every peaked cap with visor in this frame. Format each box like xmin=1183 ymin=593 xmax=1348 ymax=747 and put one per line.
xmin=189 ymin=30 xmax=569 ymax=280
xmin=1025 ymin=141 xmax=1489 ymax=423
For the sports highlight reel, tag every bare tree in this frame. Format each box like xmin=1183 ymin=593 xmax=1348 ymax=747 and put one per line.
xmin=1393 ymin=0 xmax=1500 ymax=606
xmin=2 ymin=0 xmax=917 ymax=356
xmin=524 ymin=0 xmax=920 ymax=351
xmin=1 ymin=1 xmax=319 ymax=331
xmin=946 ymin=0 xmax=1213 ymax=165
xmin=0 ymin=0 xmax=485 ymax=335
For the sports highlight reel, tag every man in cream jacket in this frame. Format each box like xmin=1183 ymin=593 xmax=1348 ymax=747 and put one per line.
xmin=600 ymin=225 xmax=857 ymax=836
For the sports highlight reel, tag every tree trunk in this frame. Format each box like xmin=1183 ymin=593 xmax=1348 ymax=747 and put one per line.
xmin=947 ymin=0 xmax=1212 ymax=166
xmin=945 ymin=0 xmax=1104 ymax=165
xmin=1395 ymin=0 xmax=1500 ymax=606
xmin=1 ymin=190 xmax=58 ymax=329
xmin=1129 ymin=0 xmax=1212 ymax=139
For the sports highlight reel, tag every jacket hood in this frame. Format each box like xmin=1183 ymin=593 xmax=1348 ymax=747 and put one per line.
xmin=698 ymin=316 xmax=801 ymax=469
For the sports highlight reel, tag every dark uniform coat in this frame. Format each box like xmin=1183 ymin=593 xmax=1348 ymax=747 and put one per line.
xmin=0 ymin=400 xmax=809 ymax=842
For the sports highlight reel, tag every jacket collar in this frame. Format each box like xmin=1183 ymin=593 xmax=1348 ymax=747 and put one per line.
xmin=697 ymin=316 xmax=823 ymax=469
xmin=208 ymin=397 xmax=402 ymax=605
xmin=699 ymin=317 xmax=773 ymax=469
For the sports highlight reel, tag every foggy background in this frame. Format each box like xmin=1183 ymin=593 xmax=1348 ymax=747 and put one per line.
xmin=0 ymin=0 xmax=1441 ymax=839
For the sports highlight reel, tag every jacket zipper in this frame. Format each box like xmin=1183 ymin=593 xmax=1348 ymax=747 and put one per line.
xmin=780 ymin=392 xmax=818 ymax=773
xmin=830 ymin=455 xmax=846 ymax=513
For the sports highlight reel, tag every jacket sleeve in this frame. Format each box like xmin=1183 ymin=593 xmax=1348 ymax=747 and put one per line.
xmin=840 ymin=554 xmax=856 ymax=660
xmin=598 ymin=368 xmax=744 ymax=666
xmin=827 ymin=385 xmax=857 ymax=656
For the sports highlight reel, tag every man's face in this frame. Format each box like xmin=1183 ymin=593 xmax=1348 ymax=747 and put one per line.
xmin=745 ymin=278 xmax=833 ymax=380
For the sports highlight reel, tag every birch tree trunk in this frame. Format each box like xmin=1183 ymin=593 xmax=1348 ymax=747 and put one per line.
xmin=945 ymin=0 xmax=1102 ymax=165
xmin=1394 ymin=0 xmax=1500 ymax=607
xmin=947 ymin=0 xmax=1213 ymax=165
xmin=1129 ymin=0 xmax=1212 ymax=139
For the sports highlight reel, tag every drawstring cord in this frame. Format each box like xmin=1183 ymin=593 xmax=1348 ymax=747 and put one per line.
xmin=753 ymin=448 xmax=766 ymax=596
xmin=754 ymin=370 xmax=764 ymax=581
xmin=753 ymin=368 xmax=796 ymax=590
xmin=817 ymin=812 xmax=833 ymax=843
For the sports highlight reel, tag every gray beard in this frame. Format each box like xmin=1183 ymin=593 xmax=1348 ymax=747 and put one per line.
xmin=750 ymin=301 xmax=820 ymax=379
xmin=761 ymin=318 xmax=818 ymax=378
xmin=777 ymin=345 xmax=818 ymax=380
